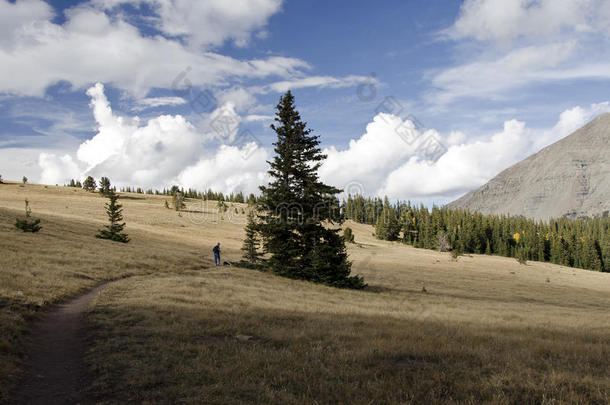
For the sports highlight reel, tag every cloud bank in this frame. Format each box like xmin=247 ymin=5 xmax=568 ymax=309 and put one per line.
xmin=38 ymin=83 xmax=610 ymax=205
xmin=319 ymin=102 xmax=610 ymax=203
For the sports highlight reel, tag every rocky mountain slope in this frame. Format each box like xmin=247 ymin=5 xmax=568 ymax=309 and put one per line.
xmin=448 ymin=113 xmax=610 ymax=220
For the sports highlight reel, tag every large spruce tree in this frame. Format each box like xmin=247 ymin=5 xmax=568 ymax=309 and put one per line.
xmin=258 ymin=91 xmax=365 ymax=288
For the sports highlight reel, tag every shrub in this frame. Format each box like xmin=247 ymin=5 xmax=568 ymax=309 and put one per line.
xmin=343 ymin=227 xmax=355 ymax=243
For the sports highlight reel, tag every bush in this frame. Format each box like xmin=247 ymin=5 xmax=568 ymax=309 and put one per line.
xmin=343 ymin=227 xmax=355 ymax=243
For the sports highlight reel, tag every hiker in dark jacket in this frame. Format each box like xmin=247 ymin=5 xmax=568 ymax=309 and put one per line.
xmin=213 ymin=242 xmax=221 ymax=266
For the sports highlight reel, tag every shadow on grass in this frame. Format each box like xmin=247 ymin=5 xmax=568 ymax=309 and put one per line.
xmin=85 ymin=297 xmax=610 ymax=405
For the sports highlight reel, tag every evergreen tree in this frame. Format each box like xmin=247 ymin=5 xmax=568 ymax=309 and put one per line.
xmin=375 ymin=205 xmax=401 ymax=241
xmin=602 ymin=236 xmax=610 ymax=272
xmin=22 ymin=176 xmax=27 ymax=184
xmin=96 ymin=191 xmax=129 ymax=243
xmin=14 ymin=199 xmax=42 ymax=233
xmin=172 ymin=190 xmax=186 ymax=211
xmin=83 ymin=176 xmax=96 ymax=192
xmin=98 ymin=177 xmax=111 ymax=196
xmin=241 ymin=210 xmax=263 ymax=267
xmin=257 ymin=91 xmax=364 ymax=288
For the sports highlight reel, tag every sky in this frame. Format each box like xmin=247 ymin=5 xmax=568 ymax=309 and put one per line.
xmin=2 ymin=0 xmax=610 ymax=205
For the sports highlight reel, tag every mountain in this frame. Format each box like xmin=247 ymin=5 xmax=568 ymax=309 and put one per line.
xmin=448 ymin=113 xmax=610 ymax=220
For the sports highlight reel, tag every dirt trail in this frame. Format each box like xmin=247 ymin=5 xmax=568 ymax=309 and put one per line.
xmin=13 ymin=283 xmax=111 ymax=405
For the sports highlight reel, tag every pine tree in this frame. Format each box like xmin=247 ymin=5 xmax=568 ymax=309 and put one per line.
xmin=172 ymin=190 xmax=186 ymax=211
xmin=22 ymin=176 xmax=27 ymax=184
xmin=83 ymin=176 xmax=96 ymax=191
xmin=241 ymin=210 xmax=263 ymax=267
xmin=602 ymin=236 xmax=610 ymax=272
xmin=257 ymin=91 xmax=365 ymax=288
xmin=14 ymin=199 xmax=42 ymax=233
xmin=98 ymin=177 xmax=111 ymax=196
xmin=375 ymin=205 xmax=401 ymax=241
xmin=96 ymin=191 xmax=129 ymax=243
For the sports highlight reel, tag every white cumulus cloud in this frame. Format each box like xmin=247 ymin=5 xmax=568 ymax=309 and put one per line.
xmin=320 ymin=102 xmax=610 ymax=203
xmin=39 ymin=82 xmax=268 ymax=194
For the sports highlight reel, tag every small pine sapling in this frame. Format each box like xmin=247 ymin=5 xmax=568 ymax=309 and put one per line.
xmin=14 ymin=200 xmax=42 ymax=232
xmin=96 ymin=191 xmax=129 ymax=243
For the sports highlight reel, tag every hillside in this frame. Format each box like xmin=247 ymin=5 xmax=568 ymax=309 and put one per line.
xmin=449 ymin=113 xmax=610 ymax=220
xmin=1 ymin=183 xmax=609 ymax=404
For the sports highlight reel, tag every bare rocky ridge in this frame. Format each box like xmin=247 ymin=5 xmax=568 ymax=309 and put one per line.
xmin=448 ymin=112 xmax=610 ymax=220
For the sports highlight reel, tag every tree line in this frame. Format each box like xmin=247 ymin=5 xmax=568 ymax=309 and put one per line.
xmin=65 ymin=177 xmax=260 ymax=204
xmin=344 ymin=195 xmax=610 ymax=272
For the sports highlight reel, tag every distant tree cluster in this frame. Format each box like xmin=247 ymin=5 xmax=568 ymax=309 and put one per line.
xmin=66 ymin=179 xmax=82 ymax=188
xmin=344 ymin=195 xmax=610 ymax=272
xmin=65 ymin=176 xmax=262 ymax=205
xmin=118 ymin=185 xmax=260 ymax=205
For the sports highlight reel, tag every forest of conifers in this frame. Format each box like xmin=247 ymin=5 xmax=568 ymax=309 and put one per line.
xmin=344 ymin=195 xmax=610 ymax=272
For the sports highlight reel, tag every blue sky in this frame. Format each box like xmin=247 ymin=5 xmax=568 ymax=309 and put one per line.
xmin=1 ymin=0 xmax=610 ymax=204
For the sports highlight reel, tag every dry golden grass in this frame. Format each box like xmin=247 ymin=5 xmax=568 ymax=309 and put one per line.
xmin=1 ymin=182 xmax=609 ymax=404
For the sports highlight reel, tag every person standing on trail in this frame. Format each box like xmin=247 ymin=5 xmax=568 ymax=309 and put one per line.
xmin=213 ymin=242 xmax=221 ymax=266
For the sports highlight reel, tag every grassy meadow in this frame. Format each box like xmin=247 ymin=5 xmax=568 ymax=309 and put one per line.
xmin=1 ymin=182 xmax=609 ymax=404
